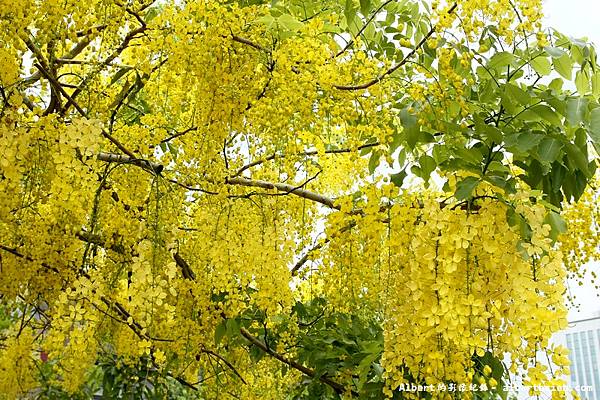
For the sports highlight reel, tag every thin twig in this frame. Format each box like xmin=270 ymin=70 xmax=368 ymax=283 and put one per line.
xmin=334 ymin=0 xmax=396 ymax=58
xmin=334 ymin=3 xmax=457 ymax=90
xmin=235 ymin=142 xmax=380 ymax=176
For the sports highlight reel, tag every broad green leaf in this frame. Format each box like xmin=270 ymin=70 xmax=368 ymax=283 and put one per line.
xmin=564 ymin=143 xmax=591 ymax=176
xmin=515 ymin=132 xmax=543 ymax=152
xmin=345 ymin=0 xmax=356 ymax=27
xmin=257 ymin=14 xmax=276 ymax=28
xmin=566 ymin=97 xmax=588 ymax=126
xmin=505 ymin=83 xmax=531 ymax=105
xmin=482 ymin=125 xmax=503 ymax=143
xmin=589 ymin=107 xmax=600 ymax=149
xmin=545 ymin=46 xmax=566 ymax=58
xmin=544 ymin=211 xmax=567 ymax=242
xmin=419 ymin=155 xmax=436 ymax=178
xmin=109 ymin=66 xmax=133 ymax=85
xmin=553 ymin=54 xmax=573 ymax=80
xmin=214 ymin=322 xmax=227 ymax=345
xmin=575 ymin=69 xmax=590 ymax=95
xmin=455 ymin=176 xmax=480 ymax=200
xmin=456 ymin=147 xmax=483 ymax=165
xmin=278 ymin=14 xmax=303 ymax=31
xmin=359 ymin=0 xmax=370 ymax=16
xmin=488 ymin=52 xmax=515 ymax=71
xmin=549 ymin=78 xmax=564 ymax=92
xmin=530 ymin=56 xmax=551 ymax=76
xmin=537 ymin=138 xmax=563 ymax=162
xmin=531 ymin=104 xmax=562 ymax=126
xmin=390 ymin=170 xmax=407 ymax=187
xmin=368 ymin=151 xmax=381 ymax=174
xmin=592 ymin=71 xmax=600 ymax=97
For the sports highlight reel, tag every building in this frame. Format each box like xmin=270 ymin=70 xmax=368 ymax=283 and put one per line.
xmin=511 ymin=312 xmax=600 ymax=400
xmin=562 ymin=315 xmax=600 ymax=400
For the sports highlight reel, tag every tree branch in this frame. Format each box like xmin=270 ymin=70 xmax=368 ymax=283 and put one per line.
xmin=231 ymin=35 xmax=265 ymax=52
xmin=226 ymin=176 xmax=338 ymax=210
xmin=239 ymin=327 xmax=355 ymax=396
xmin=334 ymin=0 xmax=396 ymax=58
xmin=235 ymin=142 xmax=380 ymax=176
xmin=334 ymin=3 xmax=457 ymax=90
xmin=62 ymin=25 xmax=147 ymax=114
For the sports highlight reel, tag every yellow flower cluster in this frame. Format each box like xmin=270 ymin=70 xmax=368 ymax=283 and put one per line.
xmin=314 ymin=184 xmax=571 ymax=397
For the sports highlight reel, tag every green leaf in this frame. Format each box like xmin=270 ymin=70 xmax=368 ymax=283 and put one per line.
xmin=419 ymin=155 xmax=436 ymax=178
xmin=278 ymin=14 xmax=303 ymax=31
xmin=505 ymin=83 xmax=530 ymax=106
xmin=110 ymin=67 xmax=133 ymax=85
xmin=257 ymin=14 xmax=276 ymax=28
xmin=481 ymin=125 xmax=503 ymax=143
xmin=589 ymin=107 xmax=600 ymax=152
xmin=531 ymin=104 xmax=562 ymax=126
xmin=506 ymin=208 xmax=532 ymax=241
xmin=368 ymin=151 xmax=381 ymax=174
xmin=225 ymin=318 xmax=240 ymax=339
xmin=214 ymin=322 xmax=227 ymax=345
xmin=359 ymin=0 xmax=370 ymax=16
xmin=553 ymin=54 xmax=573 ymax=80
xmin=575 ymin=69 xmax=590 ymax=95
xmin=544 ymin=211 xmax=567 ymax=242
xmin=345 ymin=0 xmax=356 ymax=27
xmin=564 ymin=143 xmax=591 ymax=177
xmin=515 ymin=132 xmax=543 ymax=153
xmin=455 ymin=176 xmax=480 ymax=200
xmin=566 ymin=97 xmax=588 ymax=126
xmin=536 ymin=138 xmax=563 ymax=163
xmin=488 ymin=52 xmax=515 ymax=71
xmin=456 ymin=147 xmax=483 ymax=165
xmin=591 ymin=71 xmax=600 ymax=97
xmin=530 ymin=56 xmax=551 ymax=76
xmin=545 ymin=46 xmax=566 ymax=58
xmin=390 ymin=170 xmax=407 ymax=187
xmin=549 ymin=78 xmax=564 ymax=92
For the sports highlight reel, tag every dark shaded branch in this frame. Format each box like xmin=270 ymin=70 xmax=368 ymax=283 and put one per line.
xmin=21 ymin=27 xmax=105 ymax=86
xmin=159 ymin=126 xmax=198 ymax=144
xmin=201 ymin=348 xmax=247 ymax=385
xmin=240 ymin=327 xmax=355 ymax=396
xmin=231 ymin=35 xmax=265 ymax=51
xmin=173 ymin=252 xmax=196 ymax=280
xmin=0 ymin=244 xmax=60 ymax=274
xmin=33 ymin=63 xmax=144 ymax=163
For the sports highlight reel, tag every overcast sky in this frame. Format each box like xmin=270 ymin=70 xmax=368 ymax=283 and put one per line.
xmin=543 ymin=0 xmax=600 ymax=46
xmin=543 ymin=0 xmax=600 ymax=321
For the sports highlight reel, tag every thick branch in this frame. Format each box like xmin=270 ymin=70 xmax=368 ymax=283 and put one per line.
xmin=231 ymin=35 xmax=265 ymax=51
xmin=226 ymin=176 xmax=338 ymax=210
xmin=334 ymin=3 xmax=457 ymax=90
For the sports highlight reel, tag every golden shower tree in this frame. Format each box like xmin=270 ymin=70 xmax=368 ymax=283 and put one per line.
xmin=0 ymin=0 xmax=599 ymax=398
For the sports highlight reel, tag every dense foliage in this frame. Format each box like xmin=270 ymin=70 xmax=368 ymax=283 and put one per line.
xmin=0 ymin=0 xmax=599 ymax=398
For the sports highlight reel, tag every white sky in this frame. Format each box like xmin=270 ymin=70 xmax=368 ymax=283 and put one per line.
xmin=543 ymin=0 xmax=600 ymax=321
